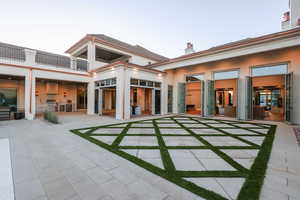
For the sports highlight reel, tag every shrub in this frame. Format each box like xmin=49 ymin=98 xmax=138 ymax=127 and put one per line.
xmin=44 ymin=111 xmax=59 ymax=124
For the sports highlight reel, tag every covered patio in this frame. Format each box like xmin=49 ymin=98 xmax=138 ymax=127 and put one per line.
xmin=35 ymin=78 xmax=88 ymax=116
xmin=0 ymin=74 xmax=25 ymax=120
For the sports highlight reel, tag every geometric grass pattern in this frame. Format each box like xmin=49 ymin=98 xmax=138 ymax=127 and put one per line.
xmin=70 ymin=116 xmax=276 ymax=200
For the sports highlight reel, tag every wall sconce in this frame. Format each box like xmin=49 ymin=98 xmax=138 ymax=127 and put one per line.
xmin=133 ymin=67 xmax=138 ymax=71
xmin=64 ymin=92 xmax=67 ymax=98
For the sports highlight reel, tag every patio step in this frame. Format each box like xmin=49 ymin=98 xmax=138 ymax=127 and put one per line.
xmin=0 ymin=110 xmax=10 ymax=121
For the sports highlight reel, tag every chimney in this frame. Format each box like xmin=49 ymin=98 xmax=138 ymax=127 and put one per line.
xmin=282 ymin=0 xmax=300 ymax=30
xmin=185 ymin=42 xmax=195 ymax=55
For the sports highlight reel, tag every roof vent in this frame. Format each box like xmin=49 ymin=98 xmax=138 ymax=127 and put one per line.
xmin=185 ymin=42 xmax=195 ymax=55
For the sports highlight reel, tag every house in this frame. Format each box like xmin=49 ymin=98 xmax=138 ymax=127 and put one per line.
xmin=0 ymin=0 xmax=300 ymax=124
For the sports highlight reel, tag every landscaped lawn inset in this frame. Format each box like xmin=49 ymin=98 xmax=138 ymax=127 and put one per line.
xmin=70 ymin=116 xmax=276 ymax=200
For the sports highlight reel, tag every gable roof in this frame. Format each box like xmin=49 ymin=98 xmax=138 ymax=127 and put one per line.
xmin=148 ymin=27 xmax=300 ymax=68
xmin=66 ymin=34 xmax=169 ymax=62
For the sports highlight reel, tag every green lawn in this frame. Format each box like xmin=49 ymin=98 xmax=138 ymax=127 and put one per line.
xmin=70 ymin=116 xmax=276 ymax=200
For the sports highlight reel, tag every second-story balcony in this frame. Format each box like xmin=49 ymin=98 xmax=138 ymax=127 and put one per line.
xmin=0 ymin=42 xmax=88 ymax=72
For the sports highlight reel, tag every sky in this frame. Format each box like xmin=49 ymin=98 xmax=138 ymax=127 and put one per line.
xmin=0 ymin=0 xmax=289 ymax=58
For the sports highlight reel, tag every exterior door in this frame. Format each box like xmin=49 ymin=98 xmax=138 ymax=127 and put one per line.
xmin=245 ymin=76 xmax=253 ymax=120
xmin=98 ymin=89 xmax=103 ymax=115
xmin=155 ymin=90 xmax=161 ymax=114
xmin=177 ymin=83 xmax=186 ymax=113
xmin=94 ymin=89 xmax=99 ymax=114
xmin=206 ymin=80 xmax=215 ymax=116
xmin=236 ymin=79 xmax=241 ymax=120
xmin=285 ymin=72 xmax=293 ymax=123
xmin=167 ymin=85 xmax=173 ymax=113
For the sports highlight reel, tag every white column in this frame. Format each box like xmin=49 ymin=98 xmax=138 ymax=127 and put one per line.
xmin=116 ymin=67 xmax=125 ymax=120
xmin=24 ymin=74 xmax=32 ymax=120
xmin=24 ymin=70 xmax=36 ymax=120
xmin=87 ymin=41 xmax=96 ymax=71
xmin=24 ymin=49 xmax=37 ymax=66
xmin=87 ymin=81 xmax=95 ymax=115
xmin=70 ymin=56 xmax=77 ymax=70
xmin=203 ymin=72 xmax=213 ymax=117
xmin=123 ymin=70 xmax=131 ymax=120
xmin=161 ymin=78 xmax=168 ymax=115
xmin=31 ymin=74 xmax=36 ymax=119
xmin=23 ymin=49 xmax=37 ymax=120
xmin=238 ymin=67 xmax=249 ymax=120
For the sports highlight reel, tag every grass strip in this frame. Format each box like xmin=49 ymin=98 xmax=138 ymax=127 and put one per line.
xmin=237 ymin=125 xmax=277 ymax=200
xmin=70 ymin=115 xmax=275 ymax=200
xmin=111 ymin=122 xmax=132 ymax=148
xmin=178 ymin=170 xmax=247 ymax=178
xmin=152 ymin=119 xmax=177 ymax=173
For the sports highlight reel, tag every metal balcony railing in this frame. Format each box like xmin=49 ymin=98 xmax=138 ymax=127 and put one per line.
xmin=76 ymin=59 xmax=88 ymax=71
xmin=0 ymin=43 xmax=26 ymax=62
xmin=0 ymin=42 xmax=88 ymax=72
xmin=35 ymin=51 xmax=71 ymax=69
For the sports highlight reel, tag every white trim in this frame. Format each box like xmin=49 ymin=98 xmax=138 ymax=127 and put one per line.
xmin=155 ymin=36 xmax=300 ymax=71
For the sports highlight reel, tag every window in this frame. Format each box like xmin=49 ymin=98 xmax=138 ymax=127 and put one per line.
xmin=252 ymin=64 xmax=288 ymax=77
xmin=155 ymin=82 xmax=161 ymax=88
xmin=104 ymin=79 xmax=110 ymax=86
xmin=100 ymin=81 xmax=105 ymax=87
xmin=140 ymin=80 xmax=147 ymax=86
xmin=147 ymin=81 xmax=154 ymax=87
xmin=111 ymin=78 xmax=116 ymax=85
xmin=214 ymin=70 xmax=239 ymax=80
xmin=96 ymin=78 xmax=117 ymax=88
xmin=130 ymin=78 xmax=161 ymax=88
xmin=130 ymin=79 xmax=139 ymax=85
xmin=186 ymin=74 xmax=204 ymax=82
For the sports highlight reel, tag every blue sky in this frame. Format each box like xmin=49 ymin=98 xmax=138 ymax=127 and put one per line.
xmin=0 ymin=0 xmax=289 ymax=58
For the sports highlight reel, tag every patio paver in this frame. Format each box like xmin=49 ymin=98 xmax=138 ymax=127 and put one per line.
xmin=1 ymin=113 xmax=299 ymax=200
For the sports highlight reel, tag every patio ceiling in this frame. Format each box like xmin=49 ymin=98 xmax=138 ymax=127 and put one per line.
xmin=0 ymin=74 xmax=24 ymax=81
xmin=75 ymin=46 xmax=130 ymax=63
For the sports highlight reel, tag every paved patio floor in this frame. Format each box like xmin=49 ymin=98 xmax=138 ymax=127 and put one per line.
xmin=0 ymin=113 xmax=299 ymax=200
